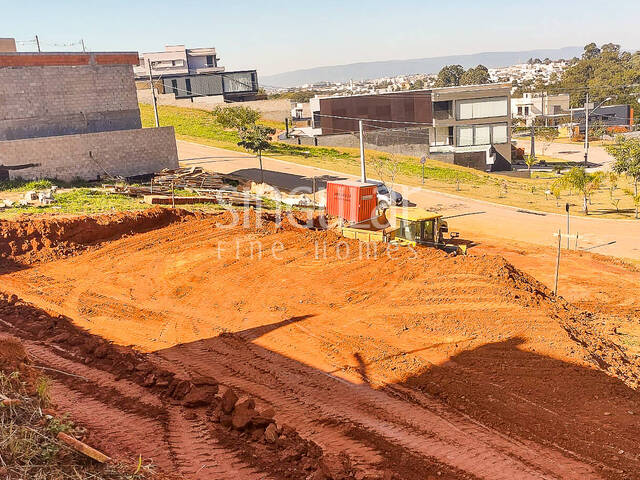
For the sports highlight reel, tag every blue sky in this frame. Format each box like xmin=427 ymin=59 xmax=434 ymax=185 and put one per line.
xmin=5 ymin=0 xmax=640 ymax=75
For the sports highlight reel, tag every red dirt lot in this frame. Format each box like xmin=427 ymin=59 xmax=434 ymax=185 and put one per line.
xmin=1 ymin=207 xmax=639 ymax=479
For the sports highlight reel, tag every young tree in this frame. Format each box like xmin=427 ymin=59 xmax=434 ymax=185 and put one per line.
xmin=212 ymin=105 xmax=260 ymax=130
xmin=551 ymin=183 xmax=563 ymax=207
xmin=606 ymin=136 xmax=640 ymax=218
xmin=623 ymin=189 xmax=640 ymax=219
xmin=537 ymin=127 xmax=559 ymax=156
xmin=237 ymin=125 xmax=276 ymax=184
xmin=607 ymin=172 xmax=619 ymax=199
xmin=553 ymin=167 xmax=604 ymax=214
xmin=370 ymin=153 xmax=402 ymax=207
xmin=588 ymin=120 xmax=607 ymax=142
xmin=524 ymin=154 xmax=538 ymax=173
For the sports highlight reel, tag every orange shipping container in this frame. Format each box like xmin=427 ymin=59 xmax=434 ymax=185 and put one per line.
xmin=326 ymin=180 xmax=378 ymax=223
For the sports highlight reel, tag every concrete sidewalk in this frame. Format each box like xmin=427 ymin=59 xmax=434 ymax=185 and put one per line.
xmin=515 ymin=139 xmax=613 ymax=171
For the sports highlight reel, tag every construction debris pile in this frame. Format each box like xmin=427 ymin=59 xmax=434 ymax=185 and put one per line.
xmin=105 ymin=167 xmax=263 ymax=207
xmin=251 ymin=182 xmax=326 ymax=208
xmin=1 ymin=187 xmax=57 ymax=209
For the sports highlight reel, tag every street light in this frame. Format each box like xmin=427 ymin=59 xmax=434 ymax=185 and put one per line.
xmin=584 ymin=95 xmax=612 ymax=165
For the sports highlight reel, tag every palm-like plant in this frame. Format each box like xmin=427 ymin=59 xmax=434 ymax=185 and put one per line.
xmin=552 ymin=167 xmax=604 ymax=214
xmin=524 ymin=154 xmax=538 ymax=173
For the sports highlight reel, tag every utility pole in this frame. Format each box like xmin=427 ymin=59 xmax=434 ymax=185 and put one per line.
xmin=359 ymin=120 xmax=367 ymax=182
xmin=584 ymin=92 xmax=589 ymax=166
xmin=148 ymin=59 xmax=160 ymax=128
xmin=566 ymin=203 xmax=570 ymax=250
xmin=35 ymin=35 xmax=41 ymax=53
xmin=312 ymin=177 xmax=317 ymax=211
xmin=530 ymin=124 xmax=535 ymax=158
xmin=554 ymin=229 xmax=562 ymax=295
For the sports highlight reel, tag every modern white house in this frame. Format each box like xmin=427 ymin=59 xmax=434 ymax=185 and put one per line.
xmin=133 ymin=45 xmax=224 ymax=78
xmin=511 ymin=92 xmax=570 ymax=125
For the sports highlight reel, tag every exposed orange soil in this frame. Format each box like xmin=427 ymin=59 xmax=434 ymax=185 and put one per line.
xmin=1 ymin=208 xmax=639 ymax=479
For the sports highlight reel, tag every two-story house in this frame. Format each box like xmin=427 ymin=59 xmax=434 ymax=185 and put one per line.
xmin=309 ymin=83 xmax=513 ymax=172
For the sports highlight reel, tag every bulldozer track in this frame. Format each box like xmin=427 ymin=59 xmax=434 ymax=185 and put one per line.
xmin=156 ymin=333 xmax=602 ymax=480
xmin=0 ymin=325 xmax=273 ymax=480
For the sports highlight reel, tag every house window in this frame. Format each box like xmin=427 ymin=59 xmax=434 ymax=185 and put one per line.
xmin=491 ymin=124 xmax=508 ymax=144
xmin=475 ymin=125 xmax=491 ymax=145
xmin=433 ymin=100 xmax=453 ymax=120
xmin=185 ymin=79 xmax=192 ymax=95
xmin=524 ymin=106 xmax=530 ymax=116
xmin=456 ymin=123 xmax=508 ymax=146
xmin=206 ymin=55 xmax=215 ymax=67
xmin=457 ymin=126 xmax=474 ymax=146
xmin=517 ymin=106 xmax=523 ymax=115
xmin=456 ymin=97 xmax=508 ymax=120
xmin=171 ymin=79 xmax=178 ymax=95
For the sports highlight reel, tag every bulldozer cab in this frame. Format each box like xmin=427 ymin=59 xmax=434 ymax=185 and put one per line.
xmin=394 ymin=210 xmax=442 ymax=245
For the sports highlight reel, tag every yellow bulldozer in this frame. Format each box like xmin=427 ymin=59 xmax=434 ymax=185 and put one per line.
xmin=341 ymin=207 xmax=468 ymax=255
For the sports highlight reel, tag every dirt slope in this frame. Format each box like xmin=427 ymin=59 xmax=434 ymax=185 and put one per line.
xmin=1 ymin=209 xmax=639 ymax=479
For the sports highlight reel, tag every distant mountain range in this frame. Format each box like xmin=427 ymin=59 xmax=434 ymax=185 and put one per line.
xmin=261 ymin=47 xmax=584 ymax=88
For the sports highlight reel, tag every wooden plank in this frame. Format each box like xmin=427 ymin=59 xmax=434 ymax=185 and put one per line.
xmin=57 ymin=432 xmax=111 ymax=463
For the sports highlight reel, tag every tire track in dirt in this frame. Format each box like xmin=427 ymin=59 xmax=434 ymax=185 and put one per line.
xmin=156 ymin=334 xmax=601 ymax=480
xmin=0 ymin=330 xmax=273 ymax=480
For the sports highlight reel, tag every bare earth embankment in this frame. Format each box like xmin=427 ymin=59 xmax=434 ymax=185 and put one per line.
xmin=1 ymin=207 xmax=639 ymax=479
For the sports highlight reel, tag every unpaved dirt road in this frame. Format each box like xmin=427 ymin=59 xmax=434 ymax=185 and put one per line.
xmin=177 ymin=140 xmax=640 ymax=260
xmin=1 ymin=209 xmax=639 ymax=479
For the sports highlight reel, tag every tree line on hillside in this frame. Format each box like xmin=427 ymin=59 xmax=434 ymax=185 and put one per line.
xmin=515 ymin=43 xmax=640 ymax=118
xmin=432 ymin=64 xmax=492 ymax=87
xmin=426 ymin=43 xmax=640 ymax=121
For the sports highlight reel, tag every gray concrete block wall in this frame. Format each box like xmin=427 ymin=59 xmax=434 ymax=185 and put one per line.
xmin=0 ymin=64 xmax=142 ymax=140
xmin=0 ymin=127 xmax=178 ymax=181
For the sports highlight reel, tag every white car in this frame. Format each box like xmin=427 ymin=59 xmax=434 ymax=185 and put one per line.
xmin=370 ymin=181 xmax=403 ymax=209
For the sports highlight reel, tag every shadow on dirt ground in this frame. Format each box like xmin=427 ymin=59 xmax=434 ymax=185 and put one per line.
xmin=153 ymin=322 xmax=640 ymax=480
xmin=229 ymin=167 xmax=346 ymax=193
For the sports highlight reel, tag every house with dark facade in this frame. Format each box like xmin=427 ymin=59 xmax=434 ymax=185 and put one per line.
xmin=161 ymin=70 xmax=259 ymax=102
xmin=570 ymin=104 xmax=634 ymax=134
xmin=308 ymin=83 xmax=512 ymax=172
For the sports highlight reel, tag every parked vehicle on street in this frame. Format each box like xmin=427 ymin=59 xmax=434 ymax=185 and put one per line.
xmin=359 ymin=180 xmax=403 ymax=209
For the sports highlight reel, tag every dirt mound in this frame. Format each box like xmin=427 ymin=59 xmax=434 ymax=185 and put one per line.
xmin=0 ymin=207 xmax=196 ymax=266
xmin=0 ymin=332 xmax=39 ymax=390
xmin=0 ymin=333 xmax=28 ymax=371
xmin=1 ymin=209 xmax=639 ymax=478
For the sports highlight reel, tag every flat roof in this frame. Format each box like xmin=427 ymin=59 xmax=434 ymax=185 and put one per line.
xmin=0 ymin=51 xmax=140 ymax=67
